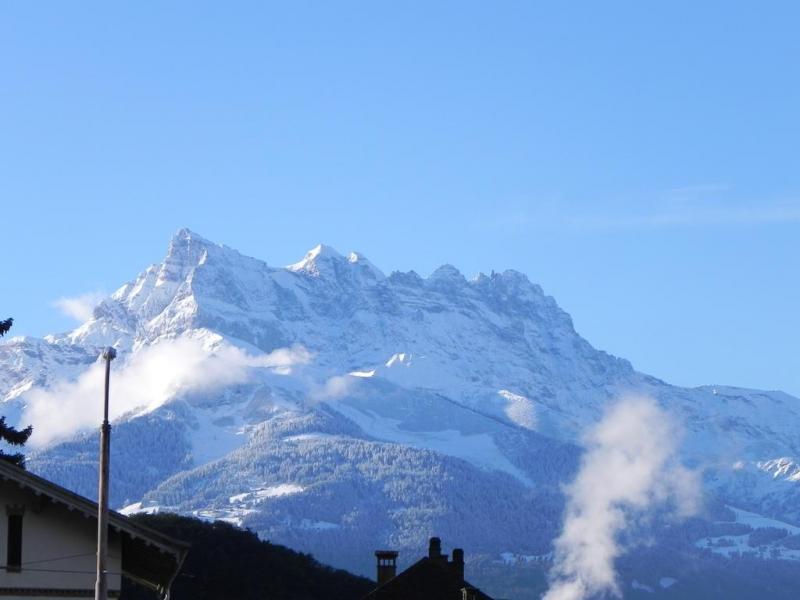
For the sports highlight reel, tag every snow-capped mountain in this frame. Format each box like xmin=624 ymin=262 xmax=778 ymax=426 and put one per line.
xmin=2 ymin=229 xmax=800 ymax=593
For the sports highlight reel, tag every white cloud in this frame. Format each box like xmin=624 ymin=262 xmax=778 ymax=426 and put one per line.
xmin=543 ymin=396 xmax=700 ymax=600
xmin=53 ymin=291 xmax=108 ymax=322
xmin=22 ymin=338 xmax=312 ymax=448
xmin=310 ymin=374 xmax=354 ymax=402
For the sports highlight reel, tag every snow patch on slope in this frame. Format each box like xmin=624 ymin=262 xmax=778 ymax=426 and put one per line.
xmin=229 ymin=484 xmax=305 ymax=504
xmin=499 ymin=389 xmax=537 ymax=430
xmin=332 ymin=402 xmax=533 ymax=485
xmin=695 ymin=505 xmax=800 ymax=561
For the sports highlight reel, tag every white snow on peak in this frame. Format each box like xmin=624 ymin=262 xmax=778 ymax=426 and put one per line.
xmin=165 ymin=228 xmax=227 ymax=264
xmin=287 ymin=244 xmax=349 ymax=276
xmin=288 ymin=243 xmax=384 ymax=280
xmin=172 ymin=227 xmax=214 ymax=245
xmin=289 ymin=244 xmax=344 ymax=271
xmin=163 ymin=228 xmax=221 ymax=272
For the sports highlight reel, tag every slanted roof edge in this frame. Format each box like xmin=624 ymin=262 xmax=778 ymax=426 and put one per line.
xmin=0 ymin=460 xmax=189 ymax=557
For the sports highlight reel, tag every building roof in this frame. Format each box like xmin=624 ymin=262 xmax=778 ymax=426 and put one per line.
xmin=362 ymin=557 xmax=494 ymax=600
xmin=0 ymin=459 xmax=189 ymax=599
xmin=363 ymin=539 xmax=495 ymax=600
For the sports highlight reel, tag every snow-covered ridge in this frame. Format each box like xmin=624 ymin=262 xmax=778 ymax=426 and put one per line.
xmin=3 ymin=227 xmax=800 ymax=580
xmin=4 ymin=228 xmax=799 ymax=464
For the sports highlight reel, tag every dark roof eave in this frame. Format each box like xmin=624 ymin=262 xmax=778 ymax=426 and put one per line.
xmin=0 ymin=459 xmax=189 ymax=591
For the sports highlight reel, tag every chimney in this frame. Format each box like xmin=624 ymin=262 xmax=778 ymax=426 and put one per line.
xmin=428 ymin=537 xmax=443 ymax=560
xmin=451 ymin=548 xmax=465 ymax=582
xmin=375 ymin=550 xmax=398 ymax=586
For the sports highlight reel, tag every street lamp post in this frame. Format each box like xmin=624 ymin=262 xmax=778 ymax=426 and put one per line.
xmin=95 ymin=346 xmax=116 ymax=600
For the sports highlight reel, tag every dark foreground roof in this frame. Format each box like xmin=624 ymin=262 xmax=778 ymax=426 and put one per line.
xmin=362 ymin=555 xmax=494 ymax=600
xmin=0 ymin=459 xmax=189 ymax=599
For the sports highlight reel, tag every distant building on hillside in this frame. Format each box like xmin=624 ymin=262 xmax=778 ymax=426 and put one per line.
xmin=362 ymin=537 xmax=495 ymax=600
xmin=0 ymin=459 xmax=188 ymax=599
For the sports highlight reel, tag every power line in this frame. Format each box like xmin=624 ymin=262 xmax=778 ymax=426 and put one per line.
xmin=0 ymin=566 xmax=123 ymax=576
xmin=18 ymin=551 xmax=97 ymax=566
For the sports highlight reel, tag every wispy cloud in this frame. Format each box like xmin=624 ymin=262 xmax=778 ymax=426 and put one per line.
xmin=663 ymin=183 xmax=732 ymax=197
xmin=53 ymin=291 xmax=108 ymax=322
xmin=485 ymin=186 xmax=800 ymax=233
xmin=570 ymin=200 xmax=800 ymax=230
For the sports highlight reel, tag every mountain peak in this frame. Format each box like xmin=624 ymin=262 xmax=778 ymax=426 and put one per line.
xmin=428 ymin=264 xmax=466 ymax=286
xmin=165 ymin=228 xmax=219 ymax=266
xmin=288 ymin=244 xmax=384 ymax=281
xmin=170 ymin=227 xmax=213 ymax=246
xmin=288 ymin=244 xmax=344 ymax=274
xmin=302 ymin=243 xmax=343 ymax=262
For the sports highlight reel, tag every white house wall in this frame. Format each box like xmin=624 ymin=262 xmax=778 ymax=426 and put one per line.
xmin=0 ymin=481 xmax=122 ymax=596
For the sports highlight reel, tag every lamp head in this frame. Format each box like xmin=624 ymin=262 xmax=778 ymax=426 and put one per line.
xmin=102 ymin=347 xmax=117 ymax=361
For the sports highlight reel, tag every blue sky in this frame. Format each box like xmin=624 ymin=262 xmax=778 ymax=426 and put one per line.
xmin=2 ymin=2 xmax=798 ymax=395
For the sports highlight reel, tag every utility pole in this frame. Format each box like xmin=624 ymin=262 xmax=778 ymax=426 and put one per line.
xmin=95 ymin=347 xmax=116 ymax=600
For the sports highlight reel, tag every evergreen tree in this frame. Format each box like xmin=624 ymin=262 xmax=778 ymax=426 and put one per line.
xmin=0 ymin=318 xmax=12 ymax=337
xmin=0 ymin=317 xmax=33 ymax=467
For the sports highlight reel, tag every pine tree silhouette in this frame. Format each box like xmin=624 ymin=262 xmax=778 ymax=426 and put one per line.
xmin=0 ymin=317 xmax=33 ymax=467
xmin=0 ymin=318 xmax=12 ymax=337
